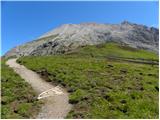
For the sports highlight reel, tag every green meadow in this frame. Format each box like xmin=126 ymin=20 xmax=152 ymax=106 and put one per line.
xmin=17 ymin=43 xmax=159 ymax=118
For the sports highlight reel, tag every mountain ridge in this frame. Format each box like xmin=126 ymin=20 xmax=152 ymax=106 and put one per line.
xmin=5 ymin=21 xmax=159 ymax=58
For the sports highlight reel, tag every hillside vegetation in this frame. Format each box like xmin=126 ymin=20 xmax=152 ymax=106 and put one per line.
xmin=17 ymin=43 xmax=159 ymax=118
xmin=66 ymin=42 xmax=158 ymax=60
xmin=1 ymin=60 xmax=41 ymax=119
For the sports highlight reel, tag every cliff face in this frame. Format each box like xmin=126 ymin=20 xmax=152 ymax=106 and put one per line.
xmin=5 ymin=21 xmax=159 ymax=58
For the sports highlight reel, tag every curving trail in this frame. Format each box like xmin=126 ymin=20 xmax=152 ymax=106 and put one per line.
xmin=6 ymin=59 xmax=72 ymax=119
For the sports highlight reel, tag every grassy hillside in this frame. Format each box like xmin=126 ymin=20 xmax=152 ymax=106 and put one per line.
xmin=67 ymin=42 xmax=158 ymax=60
xmin=17 ymin=43 xmax=159 ymax=119
xmin=1 ymin=60 xmax=41 ymax=119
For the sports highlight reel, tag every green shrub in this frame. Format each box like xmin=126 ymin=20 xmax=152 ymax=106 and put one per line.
xmin=17 ymin=103 xmax=32 ymax=117
xmin=69 ymin=89 xmax=87 ymax=104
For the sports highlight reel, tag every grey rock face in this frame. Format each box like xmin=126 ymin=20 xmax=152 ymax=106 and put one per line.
xmin=4 ymin=21 xmax=159 ymax=58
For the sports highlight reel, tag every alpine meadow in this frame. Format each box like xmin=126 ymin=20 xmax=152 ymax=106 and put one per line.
xmin=1 ymin=1 xmax=159 ymax=119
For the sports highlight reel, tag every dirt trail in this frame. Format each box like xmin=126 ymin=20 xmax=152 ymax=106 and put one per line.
xmin=6 ymin=59 xmax=72 ymax=119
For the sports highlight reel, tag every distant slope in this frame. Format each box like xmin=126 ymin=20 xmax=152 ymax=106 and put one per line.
xmin=66 ymin=42 xmax=158 ymax=60
xmin=17 ymin=43 xmax=159 ymax=119
xmin=5 ymin=21 xmax=159 ymax=58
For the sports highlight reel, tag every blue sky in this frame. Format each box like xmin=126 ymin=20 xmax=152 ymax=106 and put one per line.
xmin=1 ymin=1 xmax=159 ymax=55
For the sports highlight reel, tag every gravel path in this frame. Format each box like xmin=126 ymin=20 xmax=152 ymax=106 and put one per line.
xmin=6 ymin=59 xmax=72 ymax=119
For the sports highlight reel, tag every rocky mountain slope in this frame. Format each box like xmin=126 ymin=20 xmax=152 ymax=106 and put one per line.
xmin=5 ymin=21 xmax=159 ymax=58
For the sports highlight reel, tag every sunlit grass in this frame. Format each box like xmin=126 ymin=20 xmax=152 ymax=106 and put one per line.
xmin=17 ymin=43 xmax=159 ymax=118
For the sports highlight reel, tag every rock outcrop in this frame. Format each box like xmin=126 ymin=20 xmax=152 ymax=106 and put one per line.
xmin=4 ymin=21 xmax=159 ymax=58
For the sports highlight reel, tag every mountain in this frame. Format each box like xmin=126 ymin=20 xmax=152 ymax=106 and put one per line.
xmin=5 ymin=21 xmax=159 ymax=58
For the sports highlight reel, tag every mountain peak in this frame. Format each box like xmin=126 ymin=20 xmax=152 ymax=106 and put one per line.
xmin=4 ymin=21 xmax=159 ymax=58
xmin=121 ymin=20 xmax=133 ymax=25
